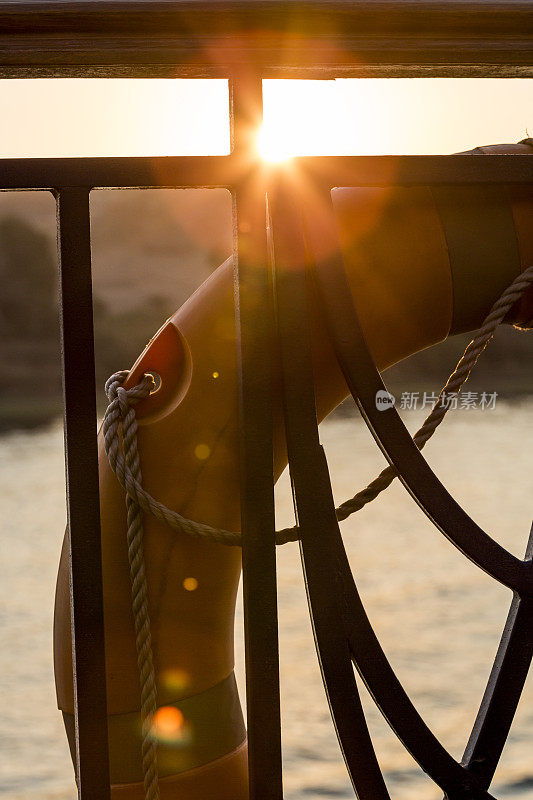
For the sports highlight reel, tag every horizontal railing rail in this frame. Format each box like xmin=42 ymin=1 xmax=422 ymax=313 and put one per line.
xmin=1 ymin=154 xmax=533 ymax=190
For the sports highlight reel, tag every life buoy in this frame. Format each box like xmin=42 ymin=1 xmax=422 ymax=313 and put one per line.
xmin=53 ymin=140 xmax=533 ymax=799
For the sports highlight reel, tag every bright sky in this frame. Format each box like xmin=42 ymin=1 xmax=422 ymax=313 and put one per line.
xmin=0 ymin=78 xmax=531 ymax=158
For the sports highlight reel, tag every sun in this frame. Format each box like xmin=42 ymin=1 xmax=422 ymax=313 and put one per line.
xmin=257 ymin=79 xmax=353 ymax=163
xmin=257 ymin=124 xmax=294 ymax=163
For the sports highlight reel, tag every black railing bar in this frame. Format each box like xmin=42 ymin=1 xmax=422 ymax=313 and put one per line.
xmin=460 ymin=524 xmax=533 ymax=789
xmin=339 ymin=547 xmax=496 ymax=797
xmin=1 ymin=154 xmax=533 ymax=191
xmin=295 ymin=154 xmax=533 ymax=187
xmin=269 ymin=182 xmax=390 ymax=799
xmin=56 ymin=188 xmax=110 ymax=799
xmin=0 ymin=154 xmax=236 ymax=190
xmin=232 ymin=72 xmax=284 ymax=800
xmin=461 ymin=594 xmax=533 ymax=790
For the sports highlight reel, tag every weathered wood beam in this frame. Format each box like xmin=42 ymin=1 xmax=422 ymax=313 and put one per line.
xmin=0 ymin=1 xmax=531 ymax=78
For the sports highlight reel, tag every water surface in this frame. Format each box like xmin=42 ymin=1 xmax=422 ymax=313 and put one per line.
xmin=1 ymin=402 xmax=532 ymax=799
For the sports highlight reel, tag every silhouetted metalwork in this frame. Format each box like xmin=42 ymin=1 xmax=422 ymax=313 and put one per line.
xmin=1 ymin=2 xmax=532 ymax=798
xmin=273 ymin=186 xmax=533 ymax=799
xmin=56 ymin=188 xmax=111 ymax=799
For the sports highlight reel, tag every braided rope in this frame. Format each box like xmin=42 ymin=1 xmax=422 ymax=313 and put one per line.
xmin=103 ymin=380 xmax=245 ymax=546
xmin=103 ymin=379 xmax=297 ymax=546
xmin=333 ymin=264 xmax=533 ymax=523
xmin=104 ymin=374 xmax=160 ymax=800
xmin=103 ymin=264 xmax=533 ymax=799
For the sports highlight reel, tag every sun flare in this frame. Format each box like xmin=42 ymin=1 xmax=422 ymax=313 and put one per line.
xmin=257 ymin=125 xmax=294 ymax=163
xmin=256 ymin=79 xmax=390 ymax=161
xmin=258 ymin=80 xmax=344 ymax=162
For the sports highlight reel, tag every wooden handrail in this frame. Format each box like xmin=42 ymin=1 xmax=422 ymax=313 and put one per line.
xmin=0 ymin=0 xmax=531 ymax=77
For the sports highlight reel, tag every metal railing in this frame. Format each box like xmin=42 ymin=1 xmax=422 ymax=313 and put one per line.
xmin=1 ymin=2 xmax=532 ymax=799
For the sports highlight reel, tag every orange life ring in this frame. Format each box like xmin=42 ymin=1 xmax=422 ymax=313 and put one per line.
xmin=53 ymin=141 xmax=533 ymax=798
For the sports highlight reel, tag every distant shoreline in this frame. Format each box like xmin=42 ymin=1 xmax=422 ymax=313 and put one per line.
xmin=0 ymin=398 xmax=63 ymax=434
xmin=2 ymin=390 xmax=533 ymax=435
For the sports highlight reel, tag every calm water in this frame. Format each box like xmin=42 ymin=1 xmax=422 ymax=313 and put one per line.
xmin=1 ymin=402 xmax=532 ymax=799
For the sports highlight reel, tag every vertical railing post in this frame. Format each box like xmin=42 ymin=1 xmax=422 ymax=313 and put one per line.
xmin=230 ymin=74 xmax=284 ymax=800
xmin=56 ymin=188 xmax=110 ymax=799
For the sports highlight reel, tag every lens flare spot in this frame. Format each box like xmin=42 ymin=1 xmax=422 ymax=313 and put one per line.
xmin=183 ymin=577 xmax=198 ymax=592
xmin=212 ymin=371 xmax=219 ymax=379
xmin=194 ymin=443 xmax=210 ymax=460
xmin=161 ymin=668 xmax=190 ymax=694
xmin=151 ymin=706 xmax=191 ymax=744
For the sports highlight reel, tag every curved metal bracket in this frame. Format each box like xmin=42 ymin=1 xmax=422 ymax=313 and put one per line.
xmin=269 ymin=182 xmax=533 ymax=799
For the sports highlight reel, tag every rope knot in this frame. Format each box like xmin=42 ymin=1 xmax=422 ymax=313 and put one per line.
xmin=105 ymin=370 xmax=155 ymax=418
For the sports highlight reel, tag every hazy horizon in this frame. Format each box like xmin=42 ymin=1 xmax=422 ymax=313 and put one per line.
xmin=0 ymin=77 xmax=531 ymax=159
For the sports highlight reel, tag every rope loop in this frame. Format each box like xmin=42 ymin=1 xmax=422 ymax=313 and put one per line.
xmin=104 ymin=265 xmax=533 ymax=548
xmin=105 ymin=370 xmax=155 ymax=416
xmin=103 ymin=373 xmax=245 ymax=547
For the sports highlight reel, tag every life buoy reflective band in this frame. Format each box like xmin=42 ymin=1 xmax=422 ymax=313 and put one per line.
xmin=110 ymin=743 xmax=248 ymax=800
xmin=62 ymin=672 xmax=245 ymax=784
